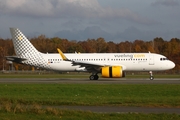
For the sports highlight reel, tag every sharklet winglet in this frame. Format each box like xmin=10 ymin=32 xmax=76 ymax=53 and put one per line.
xmin=57 ymin=48 xmax=69 ymax=61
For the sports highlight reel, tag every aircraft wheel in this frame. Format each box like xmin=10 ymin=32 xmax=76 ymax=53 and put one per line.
xmin=89 ymin=75 xmax=94 ymax=80
xmin=150 ymin=76 xmax=154 ymax=80
xmin=94 ymin=75 xmax=99 ymax=80
xmin=89 ymin=75 xmax=99 ymax=80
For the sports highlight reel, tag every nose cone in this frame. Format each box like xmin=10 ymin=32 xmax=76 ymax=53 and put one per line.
xmin=169 ymin=61 xmax=175 ymax=69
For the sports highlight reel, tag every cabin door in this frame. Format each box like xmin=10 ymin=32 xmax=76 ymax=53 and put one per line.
xmin=149 ymin=54 xmax=154 ymax=65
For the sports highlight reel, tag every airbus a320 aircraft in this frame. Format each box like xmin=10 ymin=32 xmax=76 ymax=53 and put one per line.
xmin=6 ymin=28 xmax=175 ymax=80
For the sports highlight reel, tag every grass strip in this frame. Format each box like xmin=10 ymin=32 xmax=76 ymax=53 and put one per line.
xmin=0 ymin=84 xmax=179 ymax=107
xmin=0 ymin=103 xmax=179 ymax=120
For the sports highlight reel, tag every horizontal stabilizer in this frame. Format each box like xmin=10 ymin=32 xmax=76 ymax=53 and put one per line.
xmin=6 ymin=56 xmax=27 ymax=63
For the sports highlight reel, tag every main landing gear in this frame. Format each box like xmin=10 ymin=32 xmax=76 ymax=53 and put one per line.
xmin=149 ymin=71 xmax=154 ymax=80
xmin=89 ymin=74 xmax=99 ymax=80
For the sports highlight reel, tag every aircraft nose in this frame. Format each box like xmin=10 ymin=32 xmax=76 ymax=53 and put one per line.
xmin=169 ymin=61 xmax=175 ymax=69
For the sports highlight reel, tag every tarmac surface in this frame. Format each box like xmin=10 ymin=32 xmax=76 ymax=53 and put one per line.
xmin=0 ymin=78 xmax=180 ymax=114
xmin=0 ymin=77 xmax=180 ymax=84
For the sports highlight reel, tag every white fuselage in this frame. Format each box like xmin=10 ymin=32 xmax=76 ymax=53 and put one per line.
xmin=9 ymin=28 xmax=175 ymax=80
xmin=39 ymin=53 xmax=175 ymax=72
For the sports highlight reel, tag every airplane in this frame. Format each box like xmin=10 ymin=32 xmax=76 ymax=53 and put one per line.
xmin=6 ymin=28 xmax=175 ymax=80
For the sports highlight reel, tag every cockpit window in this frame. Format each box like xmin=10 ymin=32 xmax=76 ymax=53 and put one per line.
xmin=160 ymin=58 xmax=168 ymax=61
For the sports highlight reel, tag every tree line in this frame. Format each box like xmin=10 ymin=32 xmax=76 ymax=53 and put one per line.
xmin=0 ymin=36 xmax=180 ymax=71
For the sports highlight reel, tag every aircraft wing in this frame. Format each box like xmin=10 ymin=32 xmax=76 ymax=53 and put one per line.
xmin=57 ymin=48 xmax=107 ymax=72
xmin=72 ymin=60 xmax=108 ymax=72
xmin=6 ymin=56 xmax=27 ymax=63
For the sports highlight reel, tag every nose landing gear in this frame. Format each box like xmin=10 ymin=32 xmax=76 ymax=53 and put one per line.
xmin=149 ymin=71 xmax=154 ymax=80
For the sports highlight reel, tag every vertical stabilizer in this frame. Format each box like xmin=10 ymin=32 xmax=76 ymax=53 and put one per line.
xmin=10 ymin=28 xmax=50 ymax=69
xmin=10 ymin=28 xmax=39 ymax=56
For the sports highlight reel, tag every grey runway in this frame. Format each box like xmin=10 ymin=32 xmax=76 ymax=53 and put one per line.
xmin=56 ymin=106 xmax=180 ymax=114
xmin=0 ymin=78 xmax=180 ymax=84
xmin=0 ymin=78 xmax=179 ymax=114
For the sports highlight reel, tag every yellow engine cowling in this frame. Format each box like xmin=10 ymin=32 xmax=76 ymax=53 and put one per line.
xmin=101 ymin=66 xmax=125 ymax=78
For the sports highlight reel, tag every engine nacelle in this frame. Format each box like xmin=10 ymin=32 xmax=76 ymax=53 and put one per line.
xmin=101 ymin=66 xmax=125 ymax=78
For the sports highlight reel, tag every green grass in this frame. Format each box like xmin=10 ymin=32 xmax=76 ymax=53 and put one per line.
xmin=0 ymin=83 xmax=180 ymax=119
xmin=0 ymin=84 xmax=180 ymax=107
xmin=0 ymin=103 xmax=179 ymax=120
xmin=0 ymin=73 xmax=179 ymax=119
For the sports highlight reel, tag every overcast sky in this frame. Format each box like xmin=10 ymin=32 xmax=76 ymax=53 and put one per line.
xmin=0 ymin=0 xmax=180 ymax=42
